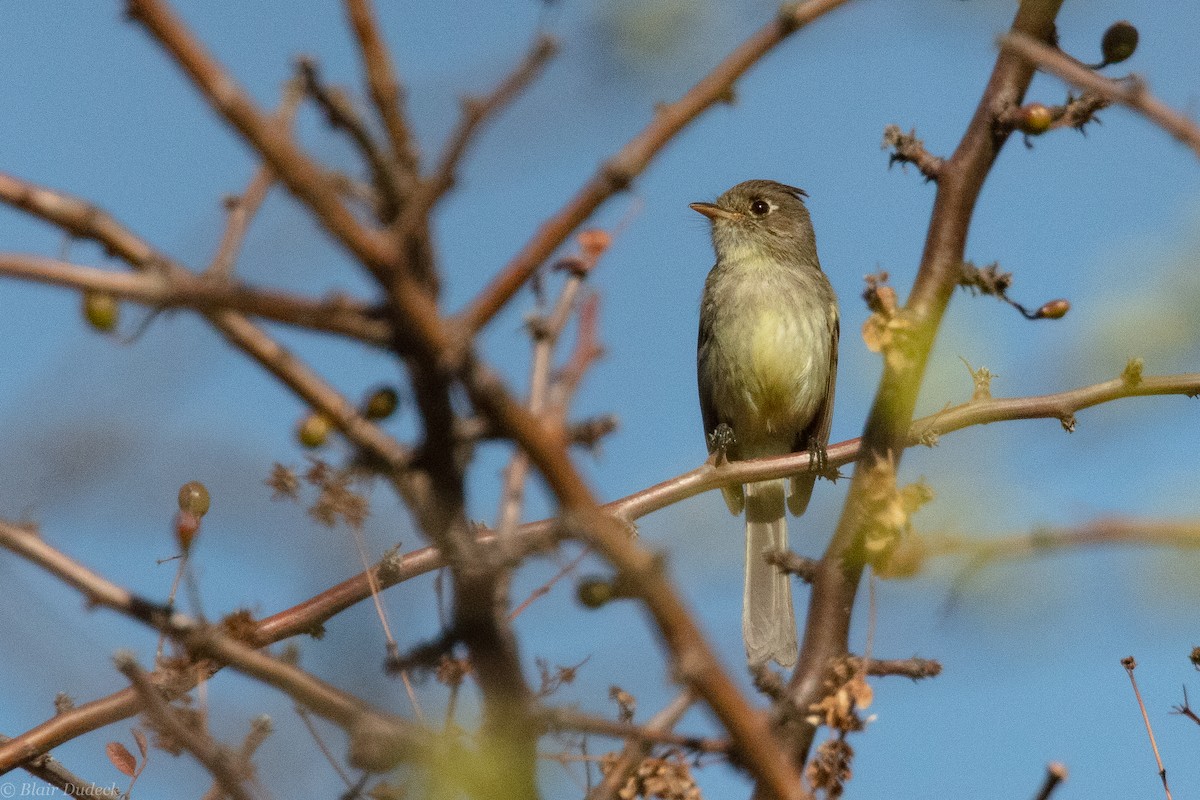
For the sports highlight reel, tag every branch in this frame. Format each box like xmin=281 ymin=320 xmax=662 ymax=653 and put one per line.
xmin=422 ymin=33 xmax=558 ymax=212
xmin=456 ymin=0 xmax=853 ymax=335
xmin=881 ymin=125 xmax=944 ymax=181
xmin=535 ymin=705 xmax=728 ymax=755
xmin=0 ymin=254 xmax=389 ymax=346
xmin=927 ymin=518 xmax=1200 ymax=565
xmin=458 ymin=365 xmax=812 ymax=798
xmin=0 ymin=734 xmax=120 ymax=799
xmin=780 ymin=1 xmax=1066 ymax=774
xmin=0 ymin=520 xmax=431 ymax=774
xmin=113 ymin=13 xmax=809 ymax=791
xmin=343 ymin=0 xmax=420 ymax=180
xmin=1000 ymin=31 xmax=1200 ymax=159
xmin=854 ymin=657 xmax=942 ymax=680
xmin=297 ymin=56 xmax=405 ymax=221
xmin=200 ymin=716 xmax=274 ymax=800
xmin=0 ymin=173 xmax=414 ymax=478
xmin=498 ymin=245 xmax=600 ymax=538
xmin=115 ymin=654 xmax=256 ymax=800
xmin=1171 ymin=687 xmax=1200 ymax=727
xmin=1032 ymin=762 xmax=1069 ymax=800
xmin=126 ymin=0 xmax=401 ymax=280
xmin=586 ymin=692 xmax=695 ymax=800
xmin=4 ymin=369 xmax=1195 ymax=776
xmin=1122 ymin=656 xmax=1174 ymax=800
xmin=206 ymin=78 xmax=305 ymax=279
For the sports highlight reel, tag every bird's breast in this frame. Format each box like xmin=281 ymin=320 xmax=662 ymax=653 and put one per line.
xmin=700 ymin=259 xmax=834 ymax=453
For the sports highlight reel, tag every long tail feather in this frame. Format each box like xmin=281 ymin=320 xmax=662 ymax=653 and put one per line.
xmin=743 ymin=479 xmax=798 ymax=667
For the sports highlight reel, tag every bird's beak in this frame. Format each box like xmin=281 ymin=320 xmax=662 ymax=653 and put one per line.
xmin=689 ymin=202 xmax=740 ymax=222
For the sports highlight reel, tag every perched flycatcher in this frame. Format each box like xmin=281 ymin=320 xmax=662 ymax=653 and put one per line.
xmin=693 ymin=179 xmax=839 ymax=668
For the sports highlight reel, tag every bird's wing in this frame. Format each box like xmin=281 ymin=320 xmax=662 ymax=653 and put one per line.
xmin=789 ymin=310 xmax=839 ymax=516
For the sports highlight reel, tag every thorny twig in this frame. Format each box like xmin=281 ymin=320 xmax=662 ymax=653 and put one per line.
xmin=1122 ymin=656 xmax=1173 ymax=800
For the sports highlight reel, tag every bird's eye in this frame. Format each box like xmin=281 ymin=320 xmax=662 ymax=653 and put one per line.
xmin=749 ymin=199 xmax=770 ymax=217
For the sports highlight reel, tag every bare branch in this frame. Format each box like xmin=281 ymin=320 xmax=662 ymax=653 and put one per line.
xmin=586 ymin=692 xmax=695 ymax=800
xmin=928 ymin=518 xmax=1200 ymax=566
xmin=1000 ymin=31 xmax=1200 ymax=159
xmin=536 ymin=705 xmax=728 ymax=755
xmin=765 ymin=550 xmax=819 ymax=583
xmin=854 ymin=657 xmax=942 ymax=681
xmin=126 ymin=0 xmax=401 ymax=280
xmin=1032 ymin=762 xmax=1068 ymax=800
xmin=200 ymin=716 xmax=274 ymax=800
xmin=457 ymin=0 xmax=853 ymax=335
xmin=297 ymin=56 xmax=404 ymax=221
xmin=0 ymin=174 xmax=414 ymax=479
xmin=115 ymin=654 xmax=256 ymax=800
xmin=1122 ymin=656 xmax=1174 ymax=800
xmin=781 ymin=1 xmax=1066 ymax=772
xmin=1171 ymin=686 xmax=1200 ymax=727
xmin=0 ymin=734 xmax=120 ymax=799
xmin=497 ymin=238 xmax=598 ymax=538
xmin=206 ymin=78 xmax=306 ymax=279
xmin=422 ymin=34 xmax=558 ymax=213
xmin=4 ymin=369 xmax=1196 ymax=776
xmin=881 ymin=125 xmax=944 ymax=181
xmin=343 ymin=0 xmax=420 ymax=180
xmin=0 ymin=520 xmax=430 ymax=774
xmin=0 ymin=253 xmax=389 ymax=346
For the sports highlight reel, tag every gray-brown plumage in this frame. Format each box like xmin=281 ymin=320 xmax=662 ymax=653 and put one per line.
xmin=693 ymin=179 xmax=839 ymax=668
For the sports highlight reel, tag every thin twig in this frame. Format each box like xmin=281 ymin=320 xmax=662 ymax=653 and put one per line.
xmin=200 ymin=715 xmax=274 ymax=800
xmin=1171 ymin=686 xmax=1200 ymax=726
xmin=3 ymin=370 xmax=1197 ymax=776
xmin=496 ymin=243 xmax=594 ymax=538
xmin=294 ymin=706 xmax=354 ymax=789
xmin=343 ymin=0 xmax=420 ymax=179
xmin=0 ymin=734 xmax=121 ymax=799
xmin=536 ymin=705 xmax=728 ymax=755
xmin=0 ymin=520 xmax=430 ymax=773
xmin=930 ymin=519 xmax=1200 ymax=571
xmin=421 ymin=33 xmax=558 ymax=213
xmin=999 ymin=32 xmax=1200 ymax=160
xmin=457 ymin=0 xmax=854 ymax=335
xmin=117 ymin=11 xmax=823 ymax=790
xmin=881 ymin=125 xmax=944 ymax=181
xmin=586 ymin=691 xmax=696 ymax=800
xmin=297 ymin=56 xmax=404 ymax=220
xmin=127 ymin=0 xmax=403 ymax=282
xmin=1122 ymin=656 xmax=1173 ymax=800
xmin=852 ymin=657 xmax=941 ymax=680
xmin=0 ymin=177 xmax=413 ymax=479
xmin=1032 ymin=762 xmax=1068 ymax=800
xmin=206 ymin=78 xmax=306 ymax=279
xmin=0 ymin=253 xmax=389 ymax=345
xmin=115 ymin=653 xmax=257 ymax=800
xmin=508 ymin=548 xmax=590 ymax=621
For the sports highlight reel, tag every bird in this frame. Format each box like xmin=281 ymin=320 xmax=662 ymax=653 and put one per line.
xmin=693 ymin=179 xmax=839 ymax=668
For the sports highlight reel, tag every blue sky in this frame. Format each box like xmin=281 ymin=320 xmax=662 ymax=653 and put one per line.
xmin=2 ymin=1 xmax=1200 ymax=798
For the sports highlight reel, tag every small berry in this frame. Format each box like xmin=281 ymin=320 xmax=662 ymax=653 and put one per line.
xmin=83 ymin=290 xmax=119 ymax=332
xmin=577 ymin=576 xmax=615 ymax=609
xmin=297 ymin=412 xmax=332 ymax=448
xmin=1100 ymin=21 xmax=1138 ymax=66
xmin=1036 ymin=298 xmax=1071 ymax=319
xmin=363 ymin=386 xmax=399 ymax=420
xmin=1018 ymin=103 xmax=1054 ymax=135
xmin=177 ymin=481 xmax=211 ymax=517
